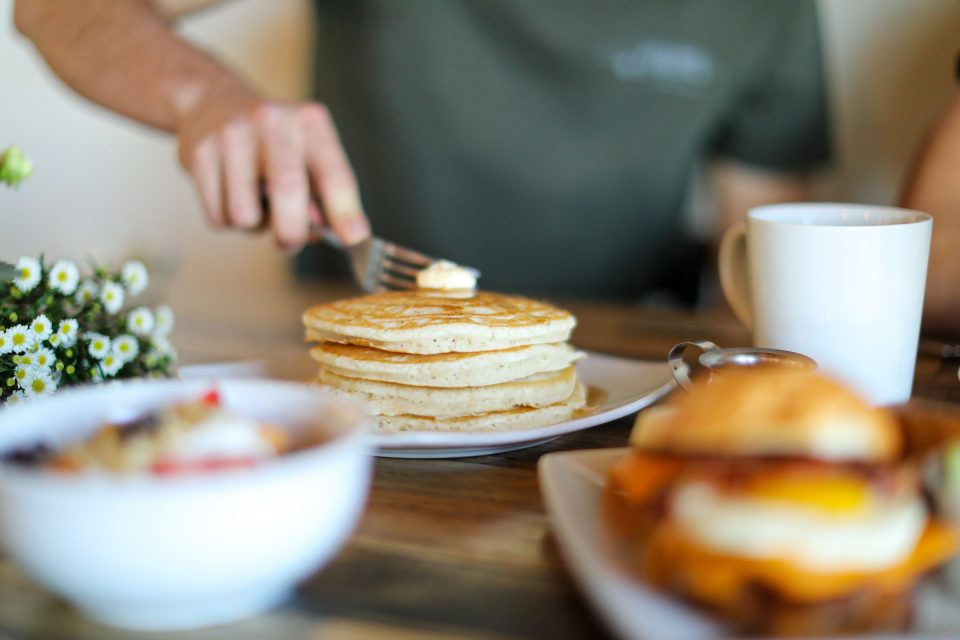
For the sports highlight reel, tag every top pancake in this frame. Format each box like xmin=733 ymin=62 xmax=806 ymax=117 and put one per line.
xmin=303 ymin=290 xmax=576 ymax=354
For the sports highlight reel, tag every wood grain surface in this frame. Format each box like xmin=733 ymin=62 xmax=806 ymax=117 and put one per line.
xmin=1 ymin=279 xmax=958 ymax=640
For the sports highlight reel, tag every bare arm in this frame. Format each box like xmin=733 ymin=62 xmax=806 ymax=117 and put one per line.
xmin=14 ymin=0 xmax=369 ymax=249
xmin=150 ymin=0 xmax=227 ymax=20
xmin=711 ymin=161 xmax=812 ymax=239
xmin=15 ymin=0 xmax=239 ymax=131
xmin=704 ymin=161 xmax=811 ymax=308
xmin=901 ymin=92 xmax=960 ymax=335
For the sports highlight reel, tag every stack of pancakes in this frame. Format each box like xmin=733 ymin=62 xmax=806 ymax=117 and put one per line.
xmin=303 ymin=290 xmax=586 ymax=433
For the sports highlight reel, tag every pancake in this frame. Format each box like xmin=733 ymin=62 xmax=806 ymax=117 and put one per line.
xmin=303 ymin=290 xmax=576 ymax=354
xmin=304 ymin=289 xmax=587 ymax=434
xmin=311 ymin=341 xmax=582 ymax=388
xmin=316 ymin=365 xmax=579 ymax=418
xmin=376 ymin=382 xmax=587 ymax=433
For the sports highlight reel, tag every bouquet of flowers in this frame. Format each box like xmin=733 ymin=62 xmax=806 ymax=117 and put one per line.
xmin=0 ymin=257 xmax=177 ymax=405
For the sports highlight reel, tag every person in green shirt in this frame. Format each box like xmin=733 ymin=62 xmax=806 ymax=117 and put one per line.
xmin=900 ymin=73 xmax=960 ymax=336
xmin=15 ymin=0 xmax=828 ymax=303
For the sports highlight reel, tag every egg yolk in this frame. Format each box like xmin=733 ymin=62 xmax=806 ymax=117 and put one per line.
xmin=741 ymin=472 xmax=871 ymax=514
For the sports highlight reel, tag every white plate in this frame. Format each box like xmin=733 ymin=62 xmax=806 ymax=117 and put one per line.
xmin=372 ymin=352 xmax=674 ymax=458
xmin=539 ymin=448 xmax=960 ymax=640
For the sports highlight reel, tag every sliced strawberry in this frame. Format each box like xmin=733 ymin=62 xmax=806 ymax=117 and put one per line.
xmin=200 ymin=389 xmax=221 ymax=406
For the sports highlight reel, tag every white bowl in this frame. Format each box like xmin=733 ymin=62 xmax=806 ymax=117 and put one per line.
xmin=0 ymin=379 xmax=372 ymax=631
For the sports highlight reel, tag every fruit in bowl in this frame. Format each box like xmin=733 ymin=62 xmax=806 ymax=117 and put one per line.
xmin=0 ymin=379 xmax=372 ymax=631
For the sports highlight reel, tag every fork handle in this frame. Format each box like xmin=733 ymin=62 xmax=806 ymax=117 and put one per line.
xmin=309 ymin=220 xmax=345 ymax=249
xmin=258 ymin=183 xmax=347 ymax=249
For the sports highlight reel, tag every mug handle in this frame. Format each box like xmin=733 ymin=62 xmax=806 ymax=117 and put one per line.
xmin=718 ymin=223 xmax=753 ymax=330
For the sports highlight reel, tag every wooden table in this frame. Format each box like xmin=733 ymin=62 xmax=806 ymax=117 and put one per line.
xmin=2 ymin=279 xmax=959 ymax=640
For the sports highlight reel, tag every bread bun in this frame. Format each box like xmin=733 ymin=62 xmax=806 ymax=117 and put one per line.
xmin=631 ymin=370 xmax=900 ymax=463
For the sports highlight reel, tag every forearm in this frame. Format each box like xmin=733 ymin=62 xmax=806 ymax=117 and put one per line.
xmin=16 ymin=0 xmax=369 ymax=249
xmin=14 ymin=0 xmax=254 ymax=132
xmin=711 ymin=161 xmax=812 ymax=240
xmin=900 ymin=92 xmax=960 ymax=335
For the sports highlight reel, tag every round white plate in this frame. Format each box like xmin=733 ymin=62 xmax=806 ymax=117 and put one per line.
xmin=372 ymin=351 xmax=674 ymax=458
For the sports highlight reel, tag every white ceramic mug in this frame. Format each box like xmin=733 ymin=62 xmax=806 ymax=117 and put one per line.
xmin=719 ymin=203 xmax=932 ymax=405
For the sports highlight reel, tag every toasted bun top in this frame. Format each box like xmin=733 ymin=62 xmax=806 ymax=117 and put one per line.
xmin=631 ymin=370 xmax=901 ymax=463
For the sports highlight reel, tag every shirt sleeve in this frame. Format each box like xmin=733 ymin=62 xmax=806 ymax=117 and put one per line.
xmin=711 ymin=1 xmax=832 ymax=172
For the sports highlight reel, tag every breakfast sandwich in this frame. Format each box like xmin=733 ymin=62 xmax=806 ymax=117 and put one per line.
xmin=303 ymin=286 xmax=586 ymax=433
xmin=605 ymin=370 xmax=957 ymax=637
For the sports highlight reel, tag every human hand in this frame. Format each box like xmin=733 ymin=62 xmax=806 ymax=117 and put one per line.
xmin=174 ymin=84 xmax=370 ymax=250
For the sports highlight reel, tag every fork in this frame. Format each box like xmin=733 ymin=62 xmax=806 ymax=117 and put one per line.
xmin=260 ymin=187 xmax=479 ymax=292
xmin=312 ymin=224 xmax=479 ymax=292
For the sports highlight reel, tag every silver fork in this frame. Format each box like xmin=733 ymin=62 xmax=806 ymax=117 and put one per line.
xmin=311 ymin=225 xmax=480 ymax=292
xmin=260 ymin=187 xmax=480 ymax=291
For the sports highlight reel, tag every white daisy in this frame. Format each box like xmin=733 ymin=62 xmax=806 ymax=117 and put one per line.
xmin=100 ymin=281 xmax=125 ymax=314
xmin=0 ymin=330 xmax=11 ymax=355
xmin=112 ymin=334 xmax=139 ymax=362
xmin=14 ymin=364 xmax=33 ymax=388
xmin=75 ymin=279 xmax=98 ymax=305
xmin=29 ymin=314 xmax=53 ymax=342
xmin=47 ymin=333 xmax=60 ymax=347
xmin=100 ymin=351 xmax=124 ymax=377
xmin=16 ymin=353 xmax=33 ymax=367
xmin=121 ymin=260 xmax=149 ymax=296
xmin=126 ymin=306 xmax=154 ymax=336
xmin=56 ymin=318 xmax=79 ymax=347
xmin=154 ymin=304 xmax=175 ymax=336
xmin=13 ymin=256 xmax=41 ymax=292
xmin=23 ymin=368 xmax=56 ymax=399
xmin=150 ymin=333 xmax=177 ymax=359
xmin=47 ymin=259 xmax=80 ymax=295
xmin=86 ymin=333 xmax=111 ymax=359
xmin=5 ymin=390 xmax=27 ymax=406
xmin=7 ymin=325 xmax=34 ymax=354
xmin=33 ymin=347 xmax=56 ymax=369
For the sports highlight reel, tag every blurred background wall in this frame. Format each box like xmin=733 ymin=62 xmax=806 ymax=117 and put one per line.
xmin=0 ymin=0 xmax=315 ymax=293
xmin=818 ymin=0 xmax=960 ymax=202
xmin=0 ymin=0 xmax=958 ymax=295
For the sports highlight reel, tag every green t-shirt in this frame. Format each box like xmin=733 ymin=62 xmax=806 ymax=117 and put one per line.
xmin=298 ymin=0 xmax=830 ymax=299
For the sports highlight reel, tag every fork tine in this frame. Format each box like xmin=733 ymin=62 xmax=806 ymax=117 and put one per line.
xmin=317 ymin=227 xmax=480 ymax=292
xmin=381 ymin=260 xmax=421 ymax=278
xmin=378 ymin=272 xmax=418 ymax=291
xmin=382 ymin=242 xmax=435 ymax=267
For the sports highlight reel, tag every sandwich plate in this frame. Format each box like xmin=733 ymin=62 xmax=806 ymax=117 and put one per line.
xmin=372 ymin=352 xmax=674 ymax=458
xmin=539 ymin=448 xmax=960 ymax=640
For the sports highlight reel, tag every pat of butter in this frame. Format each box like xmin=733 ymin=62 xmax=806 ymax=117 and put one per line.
xmin=417 ymin=260 xmax=477 ymax=291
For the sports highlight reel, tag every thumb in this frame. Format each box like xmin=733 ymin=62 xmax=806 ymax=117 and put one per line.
xmin=322 ymin=189 xmax=371 ymax=246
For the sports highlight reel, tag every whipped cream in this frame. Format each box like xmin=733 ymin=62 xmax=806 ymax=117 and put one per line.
xmin=672 ymin=480 xmax=926 ymax=572
xmin=163 ymin=414 xmax=275 ymax=464
xmin=416 ymin=260 xmax=477 ymax=291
